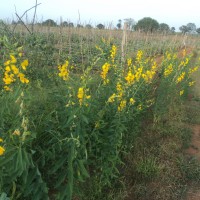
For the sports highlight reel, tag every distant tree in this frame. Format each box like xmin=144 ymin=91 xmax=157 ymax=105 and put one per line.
xmin=96 ymin=23 xmax=105 ymax=29
xmin=117 ymin=19 xmax=122 ymax=29
xmin=42 ymin=19 xmax=57 ymax=26
xmin=124 ymin=18 xmax=135 ymax=30
xmin=179 ymin=25 xmax=190 ymax=34
xmin=135 ymin=17 xmax=159 ymax=33
xmin=171 ymin=27 xmax=176 ymax=33
xmin=61 ymin=21 xmax=69 ymax=27
xmin=68 ymin=23 xmax=74 ymax=27
xmin=85 ymin=24 xmax=92 ymax=29
xmin=159 ymin=23 xmax=170 ymax=33
xmin=187 ymin=23 xmax=196 ymax=32
xmin=196 ymin=28 xmax=200 ymax=34
xmin=77 ymin=24 xmax=83 ymax=28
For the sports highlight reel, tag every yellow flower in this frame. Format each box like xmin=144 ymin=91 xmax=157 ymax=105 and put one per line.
xmin=11 ymin=65 xmax=19 ymax=74
xmin=137 ymin=104 xmax=142 ymax=110
xmin=0 ymin=138 xmax=3 ymax=142
xmin=136 ymin=50 xmax=143 ymax=62
xmin=129 ymin=98 xmax=135 ymax=105
xmin=127 ymin=58 xmax=132 ymax=66
xmin=125 ymin=71 xmax=135 ymax=84
xmin=0 ymin=146 xmax=5 ymax=156
xmin=189 ymin=81 xmax=195 ymax=87
xmin=176 ymin=72 xmax=185 ymax=83
xmin=110 ymin=45 xmax=117 ymax=63
xmin=118 ymin=100 xmax=126 ymax=112
xmin=58 ymin=60 xmax=69 ymax=80
xmin=188 ymin=67 xmax=198 ymax=75
xmin=5 ymin=66 xmax=11 ymax=72
xmin=4 ymin=86 xmax=12 ymax=91
xmin=21 ymin=60 xmax=29 ymax=70
xmin=100 ymin=63 xmax=110 ymax=83
xmin=3 ymin=73 xmax=15 ymax=85
xmin=13 ymin=129 xmax=21 ymax=136
xmin=164 ymin=64 xmax=173 ymax=77
xmin=77 ymin=87 xmax=84 ymax=105
xmin=10 ymin=55 xmax=17 ymax=64
xmin=108 ymin=93 xmax=116 ymax=103
xmin=4 ymin=60 xmax=11 ymax=66
xmin=180 ymin=90 xmax=184 ymax=96
xmin=18 ymin=73 xmax=29 ymax=84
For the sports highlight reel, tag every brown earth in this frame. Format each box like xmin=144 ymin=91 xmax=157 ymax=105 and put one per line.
xmin=185 ymin=125 xmax=200 ymax=200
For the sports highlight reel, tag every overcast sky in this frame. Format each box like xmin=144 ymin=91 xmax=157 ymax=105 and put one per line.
xmin=1 ymin=0 xmax=200 ymax=30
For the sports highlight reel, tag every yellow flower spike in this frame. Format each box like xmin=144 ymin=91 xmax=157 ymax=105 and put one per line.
xmin=21 ymin=60 xmax=29 ymax=70
xmin=100 ymin=62 xmax=110 ymax=81
xmin=10 ymin=55 xmax=17 ymax=64
xmin=0 ymin=138 xmax=3 ymax=142
xmin=164 ymin=64 xmax=173 ymax=77
xmin=0 ymin=146 xmax=5 ymax=156
xmin=127 ymin=58 xmax=132 ymax=67
xmin=136 ymin=50 xmax=143 ymax=62
xmin=118 ymin=100 xmax=126 ymax=112
xmin=58 ymin=61 xmax=69 ymax=81
xmin=180 ymin=90 xmax=184 ymax=96
xmin=77 ymin=87 xmax=84 ymax=105
xmin=176 ymin=72 xmax=186 ymax=83
xmin=125 ymin=71 xmax=135 ymax=85
xmin=110 ymin=45 xmax=117 ymax=63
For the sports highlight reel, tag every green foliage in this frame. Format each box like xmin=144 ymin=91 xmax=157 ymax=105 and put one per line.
xmin=159 ymin=23 xmax=170 ymax=33
xmin=42 ymin=19 xmax=57 ymax=27
xmin=0 ymin=30 xmax=199 ymax=200
xmin=135 ymin=17 xmax=159 ymax=33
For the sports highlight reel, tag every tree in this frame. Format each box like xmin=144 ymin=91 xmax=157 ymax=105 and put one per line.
xmin=187 ymin=23 xmax=196 ymax=32
xmin=77 ymin=24 xmax=83 ymax=28
xmin=179 ymin=23 xmax=197 ymax=34
xmin=85 ymin=24 xmax=92 ymax=29
xmin=135 ymin=17 xmax=159 ymax=33
xmin=96 ymin=24 xmax=105 ymax=29
xmin=61 ymin=21 xmax=68 ymax=27
xmin=68 ymin=22 xmax=74 ymax=27
xmin=42 ymin=19 xmax=57 ymax=26
xmin=171 ymin=27 xmax=176 ymax=33
xmin=179 ymin=25 xmax=190 ymax=34
xmin=159 ymin=23 xmax=170 ymax=33
xmin=117 ymin=19 xmax=122 ymax=29
xmin=196 ymin=28 xmax=200 ymax=34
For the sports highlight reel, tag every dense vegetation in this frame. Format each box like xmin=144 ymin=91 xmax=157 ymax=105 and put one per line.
xmin=0 ymin=23 xmax=200 ymax=200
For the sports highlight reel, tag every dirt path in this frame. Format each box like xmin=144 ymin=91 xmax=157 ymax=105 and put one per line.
xmin=186 ymin=125 xmax=200 ymax=200
xmin=185 ymin=52 xmax=200 ymax=200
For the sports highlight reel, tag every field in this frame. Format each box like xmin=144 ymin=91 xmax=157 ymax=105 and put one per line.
xmin=0 ymin=23 xmax=200 ymax=200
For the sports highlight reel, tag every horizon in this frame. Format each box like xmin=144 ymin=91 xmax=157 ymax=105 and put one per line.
xmin=1 ymin=0 xmax=200 ymax=31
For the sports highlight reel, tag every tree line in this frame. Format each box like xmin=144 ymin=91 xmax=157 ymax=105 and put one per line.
xmin=10 ymin=17 xmax=200 ymax=34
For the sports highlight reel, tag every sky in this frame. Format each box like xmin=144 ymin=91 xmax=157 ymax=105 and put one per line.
xmin=0 ymin=0 xmax=200 ymax=30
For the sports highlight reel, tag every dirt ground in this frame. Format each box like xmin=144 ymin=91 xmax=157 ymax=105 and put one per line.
xmin=185 ymin=52 xmax=200 ymax=200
